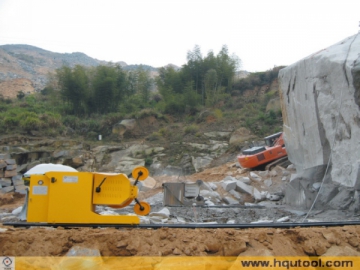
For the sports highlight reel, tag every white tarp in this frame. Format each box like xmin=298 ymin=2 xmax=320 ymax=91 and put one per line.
xmin=24 ymin=163 xmax=77 ymax=177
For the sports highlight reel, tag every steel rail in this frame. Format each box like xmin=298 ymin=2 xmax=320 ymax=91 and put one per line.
xmin=4 ymin=220 xmax=360 ymax=229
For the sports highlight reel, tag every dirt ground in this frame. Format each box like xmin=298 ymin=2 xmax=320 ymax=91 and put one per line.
xmin=1 ymin=164 xmax=360 ymax=257
xmin=1 ymin=222 xmax=360 ymax=257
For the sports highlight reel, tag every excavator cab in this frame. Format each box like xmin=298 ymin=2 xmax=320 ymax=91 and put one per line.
xmin=264 ymin=132 xmax=283 ymax=147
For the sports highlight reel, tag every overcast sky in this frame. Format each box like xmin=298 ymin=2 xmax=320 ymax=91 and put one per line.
xmin=0 ymin=0 xmax=359 ymax=72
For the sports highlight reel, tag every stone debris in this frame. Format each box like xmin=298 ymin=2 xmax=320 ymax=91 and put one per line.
xmin=66 ymin=246 xmax=101 ymax=256
xmin=149 ymin=207 xmax=170 ymax=219
xmin=11 ymin=206 xmax=22 ymax=215
xmin=209 ymin=183 xmax=217 ymax=191
xmin=237 ymin=176 xmax=251 ymax=184
xmin=264 ymin=179 xmax=272 ymax=187
xmin=249 ymin=172 xmax=262 ymax=182
xmin=277 ymin=216 xmax=290 ymax=222
xmin=223 ymin=197 xmax=239 ymax=205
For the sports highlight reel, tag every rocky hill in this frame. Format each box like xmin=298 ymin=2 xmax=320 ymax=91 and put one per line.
xmin=0 ymin=44 xmax=122 ymax=98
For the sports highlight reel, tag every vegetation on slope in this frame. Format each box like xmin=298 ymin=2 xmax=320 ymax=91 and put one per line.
xmin=0 ymin=45 xmax=285 ymax=142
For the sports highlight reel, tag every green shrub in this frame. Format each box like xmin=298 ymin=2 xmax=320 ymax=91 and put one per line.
xmin=4 ymin=116 xmax=19 ymax=127
xmin=145 ymin=156 xmax=153 ymax=166
xmin=148 ymin=132 xmax=161 ymax=141
xmin=158 ymin=127 xmax=168 ymax=137
xmin=184 ymin=124 xmax=199 ymax=134
xmin=20 ymin=117 xmax=41 ymax=131
xmin=213 ymin=109 xmax=223 ymax=119
xmin=63 ymin=115 xmax=80 ymax=129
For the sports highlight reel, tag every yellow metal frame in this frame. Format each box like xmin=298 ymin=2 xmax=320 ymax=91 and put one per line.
xmin=26 ymin=171 xmax=145 ymax=224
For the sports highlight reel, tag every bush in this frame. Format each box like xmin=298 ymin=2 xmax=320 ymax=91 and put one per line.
xmin=148 ymin=132 xmax=161 ymax=141
xmin=145 ymin=156 xmax=153 ymax=166
xmin=20 ymin=117 xmax=41 ymax=131
xmin=184 ymin=124 xmax=199 ymax=134
xmin=4 ymin=116 xmax=19 ymax=127
xmin=213 ymin=109 xmax=223 ymax=119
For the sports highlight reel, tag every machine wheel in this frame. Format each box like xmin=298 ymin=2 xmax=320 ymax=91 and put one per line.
xmin=108 ymin=198 xmax=133 ymax=209
xmin=132 ymin=166 xmax=149 ymax=181
xmin=134 ymin=201 xmax=151 ymax=216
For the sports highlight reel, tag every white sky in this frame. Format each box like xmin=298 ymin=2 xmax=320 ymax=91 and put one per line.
xmin=0 ymin=0 xmax=359 ymax=72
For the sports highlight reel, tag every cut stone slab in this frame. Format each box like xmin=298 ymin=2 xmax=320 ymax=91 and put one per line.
xmin=253 ymin=188 xmax=262 ymax=201
xmin=209 ymin=183 xmax=217 ymax=191
xmin=229 ymin=190 xmax=242 ymax=200
xmin=235 ymin=181 xmax=253 ymax=195
xmin=223 ymin=197 xmax=239 ymax=205
xmin=221 ymin=180 xmax=237 ymax=192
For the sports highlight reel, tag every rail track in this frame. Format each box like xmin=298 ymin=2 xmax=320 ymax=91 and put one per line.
xmin=4 ymin=220 xmax=360 ymax=229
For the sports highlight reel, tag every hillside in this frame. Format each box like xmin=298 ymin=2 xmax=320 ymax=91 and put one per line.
xmin=0 ymin=45 xmax=119 ymax=98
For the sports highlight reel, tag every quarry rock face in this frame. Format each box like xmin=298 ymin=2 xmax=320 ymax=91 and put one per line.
xmin=279 ymin=33 xmax=360 ymax=209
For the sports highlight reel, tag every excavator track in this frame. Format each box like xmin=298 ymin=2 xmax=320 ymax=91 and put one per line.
xmin=265 ymin=156 xmax=291 ymax=171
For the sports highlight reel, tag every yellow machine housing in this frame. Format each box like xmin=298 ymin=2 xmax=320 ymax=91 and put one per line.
xmin=25 ymin=169 xmax=150 ymax=225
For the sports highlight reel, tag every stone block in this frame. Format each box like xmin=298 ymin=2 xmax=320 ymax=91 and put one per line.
xmin=15 ymin=185 xmax=28 ymax=194
xmin=328 ymin=189 xmax=355 ymax=210
xmin=221 ymin=180 xmax=237 ymax=192
xmin=0 ymin=154 xmax=11 ymax=159
xmin=1 ymin=186 xmax=14 ymax=193
xmin=229 ymin=190 xmax=241 ymax=200
xmin=279 ymin=33 xmax=360 ymax=190
xmin=5 ymin=159 xmax=16 ymax=165
xmin=0 ymin=179 xmax=12 ymax=187
xmin=223 ymin=196 xmax=239 ymax=205
xmin=4 ymin=170 xmax=17 ymax=178
xmin=6 ymin=164 xmax=17 ymax=171
xmin=12 ymin=175 xmax=22 ymax=181
xmin=253 ymin=188 xmax=262 ymax=201
xmin=235 ymin=181 xmax=253 ymax=195
xmin=12 ymin=178 xmax=23 ymax=186
xmin=0 ymin=160 xmax=6 ymax=169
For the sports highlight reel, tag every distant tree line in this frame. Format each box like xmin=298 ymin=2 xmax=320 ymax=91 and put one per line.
xmin=50 ymin=45 xmax=241 ymax=116
xmin=52 ymin=64 xmax=153 ymax=116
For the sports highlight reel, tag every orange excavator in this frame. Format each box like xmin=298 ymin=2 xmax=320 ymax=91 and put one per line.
xmin=237 ymin=132 xmax=287 ymax=169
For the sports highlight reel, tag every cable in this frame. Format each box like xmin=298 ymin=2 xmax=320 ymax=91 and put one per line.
xmin=302 ymin=33 xmax=359 ymax=222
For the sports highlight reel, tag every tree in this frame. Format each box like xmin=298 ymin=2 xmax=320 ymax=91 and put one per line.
xmin=56 ymin=65 xmax=89 ymax=116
